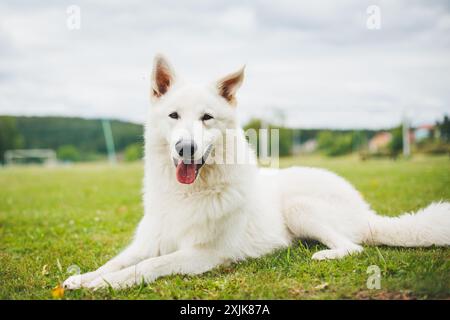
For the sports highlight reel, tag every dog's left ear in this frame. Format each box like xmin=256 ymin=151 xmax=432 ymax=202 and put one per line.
xmin=151 ymin=54 xmax=176 ymax=102
xmin=216 ymin=66 xmax=245 ymax=106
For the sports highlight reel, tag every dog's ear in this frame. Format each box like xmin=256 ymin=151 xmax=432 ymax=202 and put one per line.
xmin=151 ymin=54 xmax=175 ymax=101
xmin=216 ymin=66 xmax=245 ymax=106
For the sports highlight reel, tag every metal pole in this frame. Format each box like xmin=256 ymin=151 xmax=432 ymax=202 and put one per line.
xmin=102 ymin=119 xmax=117 ymax=164
xmin=402 ymin=113 xmax=410 ymax=157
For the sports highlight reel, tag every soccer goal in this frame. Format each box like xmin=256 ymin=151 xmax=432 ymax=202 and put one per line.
xmin=4 ymin=149 xmax=57 ymax=166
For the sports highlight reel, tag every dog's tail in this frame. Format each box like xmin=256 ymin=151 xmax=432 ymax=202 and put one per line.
xmin=366 ymin=202 xmax=450 ymax=247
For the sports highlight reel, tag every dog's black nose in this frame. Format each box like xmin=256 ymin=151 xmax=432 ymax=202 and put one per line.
xmin=175 ymin=140 xmax=197 ymax=158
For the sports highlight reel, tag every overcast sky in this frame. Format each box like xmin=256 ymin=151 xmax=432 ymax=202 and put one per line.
xmin=1 ymin=0 xmax=449 ymax=129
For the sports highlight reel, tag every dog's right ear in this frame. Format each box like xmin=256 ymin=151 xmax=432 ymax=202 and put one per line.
xmin=216 ymin=66 xmax=245 ymax=106
xmin=151 ymin=54 xmax=175 ymax=102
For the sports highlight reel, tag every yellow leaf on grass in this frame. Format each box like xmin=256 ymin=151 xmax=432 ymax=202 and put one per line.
xmin=51 ymin=284 xmax=65 ymax=298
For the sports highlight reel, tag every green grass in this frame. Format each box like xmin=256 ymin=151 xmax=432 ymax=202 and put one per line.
xmin=1 ymin=155 xmax=449 ymax=299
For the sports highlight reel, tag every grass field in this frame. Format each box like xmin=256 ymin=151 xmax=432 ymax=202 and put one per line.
xmin=0 ymin=155 xmax=449 ymax=299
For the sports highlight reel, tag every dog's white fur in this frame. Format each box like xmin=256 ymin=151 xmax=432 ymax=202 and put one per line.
xmin=64 ymin=55 xmax=450 ymax=290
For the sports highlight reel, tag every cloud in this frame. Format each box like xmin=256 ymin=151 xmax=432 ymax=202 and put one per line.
xmin=0 ymin=0 xmax=449 ymax=128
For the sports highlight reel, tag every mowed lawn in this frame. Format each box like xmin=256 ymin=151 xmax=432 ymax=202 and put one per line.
xmin=0 ymin=155 xmax=449 ymax=299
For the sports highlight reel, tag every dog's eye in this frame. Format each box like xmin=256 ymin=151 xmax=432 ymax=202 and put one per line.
xmin=201 ymin=114 xmax=214 ymax=121
xmin=169 ymin=112 xmax=179 ymax=119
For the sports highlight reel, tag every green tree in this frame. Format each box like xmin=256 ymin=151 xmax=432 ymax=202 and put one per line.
xmin=388 ymin=126 xmax=403 ymax=157
xmin=124 ymin=143 xmax=143 ymax=162
xmin=437 ymin=115 xmax=450 ymax=142
xmin=317 ymin=131 xmax=360 ymax=156
xmin=351 ymin=131 xmax=367 ymax=151
xmin=277 ymin=127 xmax=292 ymax=156
xmin=327 ymin=134 xmax=353 ymax=156
xmin=0 ymin=117 xmax=23 ymax=164
xmin=317 ymin=131 xmax=334 ymax=151
xmin=57 ymin=145 xmax=81 ymax=162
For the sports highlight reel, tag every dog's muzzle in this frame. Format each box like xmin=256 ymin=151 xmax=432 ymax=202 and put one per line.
xmin=173 ymin=144 xmax=213 ymax=184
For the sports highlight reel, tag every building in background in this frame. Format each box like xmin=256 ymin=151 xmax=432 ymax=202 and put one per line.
xmin=414 ymin=124 xmax=435 ymax=142
xmin=368 ymin=132 xmax=392 ymax=153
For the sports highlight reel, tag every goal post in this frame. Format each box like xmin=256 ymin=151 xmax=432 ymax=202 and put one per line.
xmin=4 ymin=149 xmax=57 ymax=166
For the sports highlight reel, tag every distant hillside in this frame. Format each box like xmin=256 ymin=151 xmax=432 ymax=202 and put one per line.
xmin=0 ymin=116 xmax=143 ymax=162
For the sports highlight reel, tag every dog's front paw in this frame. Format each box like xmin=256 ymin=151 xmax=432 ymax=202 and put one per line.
xmin=86 ymin=268 xmax=142 ymax=290
xmin=85 ymin=276 xmax=120 ymax=290
xmin=312 ymin=249 xmax=341 ymax=260
xmin=63 ymin=271 xmax=100 ymax=289
xmin=312 ymin=246 xmax=363 ymax=260
xmin=63 ymin=274 xmax=84 ymax=289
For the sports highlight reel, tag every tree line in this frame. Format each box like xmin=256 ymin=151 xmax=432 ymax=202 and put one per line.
xmin=0 ymin=116 xmax=143 ymax=163
xmin=1 ymin=115 xmax=449 ymax=164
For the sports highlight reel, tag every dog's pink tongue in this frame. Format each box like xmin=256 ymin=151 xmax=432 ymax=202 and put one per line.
xmin=176 ymin=161 xmax=197 ymax=184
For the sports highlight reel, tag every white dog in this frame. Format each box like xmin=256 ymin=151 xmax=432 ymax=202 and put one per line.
xmin=64 ymin=55 xmax=450 ymax=290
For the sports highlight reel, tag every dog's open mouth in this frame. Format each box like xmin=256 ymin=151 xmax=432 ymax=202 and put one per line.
xmin=173 ymin=145 xmax=212 ymax=184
